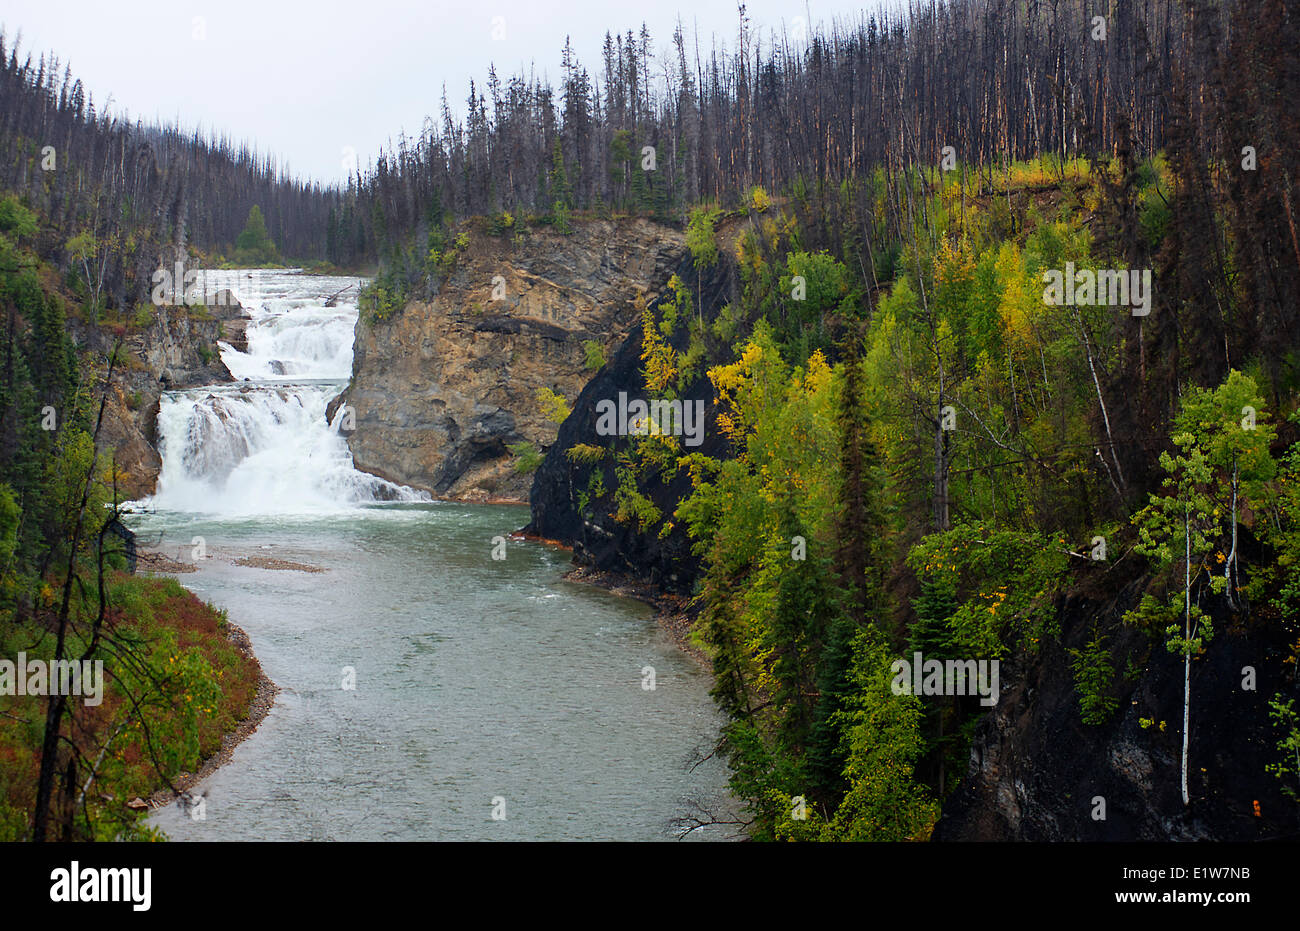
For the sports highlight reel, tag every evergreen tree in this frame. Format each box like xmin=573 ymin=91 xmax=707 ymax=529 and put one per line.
xmin=549 ymin=138 xmax=572 ymax=211
xmin=234 ymin=205 xmax=278 ymax=264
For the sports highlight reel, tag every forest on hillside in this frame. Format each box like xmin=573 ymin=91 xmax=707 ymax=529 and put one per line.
xmin=0 ymin=31 xmax=339 ymax=312
xmin=350 ymin=0 xmax=1240 ymax=273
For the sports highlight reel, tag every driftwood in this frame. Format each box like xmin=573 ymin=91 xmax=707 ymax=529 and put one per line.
xmin=323 ymin=283 xmax=355 ymax=307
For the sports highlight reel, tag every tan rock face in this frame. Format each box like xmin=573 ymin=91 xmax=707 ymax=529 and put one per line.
xmin=341 ymin=218 xmax=684 ymax=501
xmin=86 ymin=298 xmax=246 ymax=500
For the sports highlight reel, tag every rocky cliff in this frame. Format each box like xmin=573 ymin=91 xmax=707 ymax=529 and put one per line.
xmin=74 ymin=290 xmax=246 ymax=500
xmin=933 ymin=558 xmax=1300 ymax=841
xmin=338 ymin=218 xmax=684 ymax=501
xmin=525 ymin=249 xmax=739 ymax=594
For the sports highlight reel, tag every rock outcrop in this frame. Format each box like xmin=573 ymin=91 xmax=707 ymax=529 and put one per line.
xmin=525 ymin=249 xmax=739 ymax=594
xmin=74 ymin=288 xmax=247 ymax=499
xmin=932 ymin=566 xmax=1300 ymax=841
xmin=338 ymin=218 xmax=684 ymax=501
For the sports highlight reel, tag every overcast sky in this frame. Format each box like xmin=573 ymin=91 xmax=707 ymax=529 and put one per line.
xmin=0 ymin=0 xmax=900 ymax=185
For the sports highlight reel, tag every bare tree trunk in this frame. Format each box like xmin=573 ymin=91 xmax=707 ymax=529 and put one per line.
xmin=1225 ymin=458 xmax=1239 ymax=609
xmin=1071 ymin=305 xmax=1126 ymax=498
xmin=32 ymin=348 xmax=116 ymax=841
xmin=1182 ymin=502 xmax=1191 ymax=807
xmin=934 ymin=406 xmax=950 ymax=531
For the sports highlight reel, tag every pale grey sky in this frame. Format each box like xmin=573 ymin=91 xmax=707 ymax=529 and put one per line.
xmin=0 ymin=0 xmax=898 ymax=185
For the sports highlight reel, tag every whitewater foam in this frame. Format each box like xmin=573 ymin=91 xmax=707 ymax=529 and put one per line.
xmin=136 ymin=271 xmax=427 ymax=516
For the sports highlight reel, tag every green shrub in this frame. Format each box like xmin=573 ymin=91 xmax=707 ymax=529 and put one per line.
xmin=0 ymin=196 xmax=37 ymax=239
xmin=507 ymin=440 xmax=543 ymax=473
xmin=1069 ymin=630 xmax=1119 ymax=725
xmin=566 ymin=443 xmax=606 ymax=465
xmin=536 ymin=387 xmax=570 ymax=424
xmin=359 ymin=272 xmax=407 ymax=323
xmin=582 ymin=340 xmax=606 ymax=371
xmin=686 ymin=207 xmax=721 ymax=267
xmin=488 ymin=211 xmax=515 ymax=237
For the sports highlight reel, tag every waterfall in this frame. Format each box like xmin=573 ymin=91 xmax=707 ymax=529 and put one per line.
xmin=141 ymin=270 xmax=427 ymax=516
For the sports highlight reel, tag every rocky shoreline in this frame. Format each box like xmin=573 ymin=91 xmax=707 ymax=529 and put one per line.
xmin=139 ymin=615 xmax=277 ymax=813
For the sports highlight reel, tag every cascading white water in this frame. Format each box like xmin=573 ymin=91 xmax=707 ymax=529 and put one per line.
xmin=142 ymin=270 xmax=427 ymax=516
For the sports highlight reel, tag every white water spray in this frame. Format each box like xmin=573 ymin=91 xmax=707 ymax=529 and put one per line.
xmin=142 ymin=271 xmax=426 ymax=516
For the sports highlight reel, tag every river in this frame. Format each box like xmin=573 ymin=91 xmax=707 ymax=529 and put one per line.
xmin=125 ymin=270 xmax=735 ymax=841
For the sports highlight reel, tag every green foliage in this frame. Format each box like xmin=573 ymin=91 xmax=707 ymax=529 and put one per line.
xmin=506 ymin=440 xmax=543 ymax=473
xmin=1128 ymin=371 xmax=1276 ymax=650
xmin=542 ymin=158 xmax=1300 ymax=839
xmin=673 ymin=326 xmax=937 ymax=839
xmin=638 ymin=292 xmax=680 ymax=397
xmin=1259 ymin=425 xmax=1300 ymax=615
xmin=536 ymin=386 xmax=571 ymax=424
xmin=0 ymin=549 xmax=258 ymax=838
xmin=861 ymin=223 xmax=1107 ymax=536
xmin=609 ymin=130 xmax=632 ymax=183
xmin=780 ymin=252 xmax=851 ymax=318
xmin=908 ymin=576 xmax=957 ymax=659
xmin=488 ymin=211 xmax=516 ymax=237
xmin=804 ymin=630 xmax=940 ymax=840
xmin=0 ymin=484 xmax=19 ymax=566
xmin=1125 ymin=370 xmax=1279 ymax=804
xmin=233 ymin=204 xmax=278 ymax=264
xmin=550 ymin=200 xmax=572 ymax=234
xmin=686 ymin=206 xmax=721 ymax=268
xmin=576 ymin=469 xmax=608 ymax=519
xmin=1265 ymin=695 xmax=1300 ymax=800
xmin=0 ymin=196 xmax=37 ymax=239
xmin=1136 ymin=155 xmax=1173 ymax=249
xmin=64 ymin=230 xmax=97 ymax=265
xmin=549 ymin=138 xmax=572 ymax=211
xmin=582 ymin=339 xmax=606 ymax=371
xmin=678 ymin=324 xmax=839 ymax=560
xmin=359 ymin=269 xmax=408 ymax=323
xmin=64 ymin=230 xmax=110 ymax=320
xmin=772 ymin=251 xmax=852 ymax=358
xmin=1069 ymin=629 xmax=1119 ymax=725
xmin=565 ymin=443 xmax=606 ymax=466
xmin=613 ymin=465 xmax=662 ymax=531
xmin=906 ymin=525 xmax=1068 ymax=657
